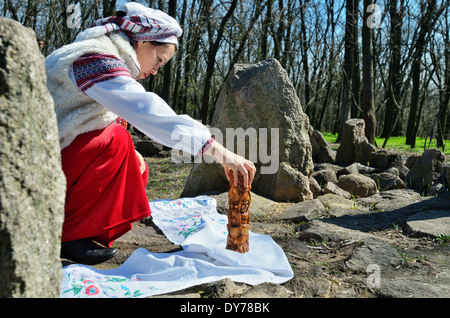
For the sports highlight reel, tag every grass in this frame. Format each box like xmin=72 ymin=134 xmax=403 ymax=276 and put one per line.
xmin=322 ymin=132 xmax=450 ymax=156
xmin=144 ymin=156 xmax=192 ymax=201
xmin=436 ymin=234 xmax=450 ymax=245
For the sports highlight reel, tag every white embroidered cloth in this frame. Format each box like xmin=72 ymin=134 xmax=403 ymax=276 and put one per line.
xmin=60 ymin=196 xmax=294 ymax=298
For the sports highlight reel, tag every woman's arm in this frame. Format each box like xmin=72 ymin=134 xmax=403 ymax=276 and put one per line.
xmin=85 ymin=78 xmax=256 ymax=186
xmin=71 ymin=60 xmax=256 ymax=186
xmin=83 ymin=77 xmax=212 ymax=155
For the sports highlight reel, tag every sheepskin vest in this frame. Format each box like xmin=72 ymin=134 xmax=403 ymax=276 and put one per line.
xmin=45 ymin=31 xmax=140 ymax=149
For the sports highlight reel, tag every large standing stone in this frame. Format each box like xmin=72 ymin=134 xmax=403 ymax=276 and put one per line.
xmin=182 ymin=59 xmax=313 ymax=201
xmin=0 ymin=18 xmax=66 ymax=297
xmin=335 ymin=119 xmax=375 ymax=165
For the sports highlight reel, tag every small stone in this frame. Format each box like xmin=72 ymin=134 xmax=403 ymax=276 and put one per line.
xmin=336 ymin=174 xmax=378 ymax=198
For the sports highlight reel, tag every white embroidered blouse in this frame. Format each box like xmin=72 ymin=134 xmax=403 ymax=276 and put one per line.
xmin=69 ymin=52 xmax=213 ymax=156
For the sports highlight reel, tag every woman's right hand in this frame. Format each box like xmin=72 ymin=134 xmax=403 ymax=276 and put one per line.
xmin=203 ymin=140 xmax=256 ymax=189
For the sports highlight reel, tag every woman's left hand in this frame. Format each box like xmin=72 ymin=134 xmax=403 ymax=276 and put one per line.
xmin=135 ymin=150 xmax=146 ymax=175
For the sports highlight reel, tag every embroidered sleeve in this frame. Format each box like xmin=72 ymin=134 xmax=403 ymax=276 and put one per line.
xmin=72 ymin=53 xmax=132 ymax=91
xmin=198 ymin=137 xmax=215 ymax=156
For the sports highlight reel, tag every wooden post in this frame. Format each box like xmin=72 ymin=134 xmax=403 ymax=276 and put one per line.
xmin=226 ymin=171 xmax=251 ymax=253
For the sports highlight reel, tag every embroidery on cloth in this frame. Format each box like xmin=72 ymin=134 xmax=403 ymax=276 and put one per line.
xmin=60 ymin=196 xmax=294 ymax=298
xmin=73 ymin=53 xmax=132 ymax=91
xmin=90 ymin=15 xmax=177 ymax=42
xmin=61 ymin=267 xmax=156 ymax=298
xmin=115 ymin=117 xmax=128 ymax=129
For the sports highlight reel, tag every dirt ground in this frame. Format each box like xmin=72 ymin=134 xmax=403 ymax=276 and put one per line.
xmin=61 ymin=156 xmax=450 ymax=298
xmin=68 ymin=204 xmax=448 ymax=298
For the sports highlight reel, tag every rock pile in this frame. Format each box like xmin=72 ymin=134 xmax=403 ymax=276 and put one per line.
xmin=310 ymin=118 xmax=448 ymax=199
xmin=119 ymin=118 xmax=450 ymax=298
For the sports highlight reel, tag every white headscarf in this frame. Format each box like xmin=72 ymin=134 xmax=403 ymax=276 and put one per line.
xmin=75 ymin=2 xmax=182 ymax=46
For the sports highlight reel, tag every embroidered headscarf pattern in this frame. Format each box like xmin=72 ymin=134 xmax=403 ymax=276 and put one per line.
xmin=75 ymin=2 xmax=182 ymax=46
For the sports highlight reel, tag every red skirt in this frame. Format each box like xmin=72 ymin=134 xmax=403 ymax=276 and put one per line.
xmin=61 ymin=123 xmax=151 ymax=247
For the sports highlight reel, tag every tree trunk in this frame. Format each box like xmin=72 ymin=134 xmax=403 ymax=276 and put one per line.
xmin=381 ymin=0 xmax=403 ymax=141
xmin=317 ymin=0 xmax=336 ymax=131
xmin=259 ymin=0 xmax=273 ymax=60
xmin=272 ymin=0 xmax=284 ymax=62
xmin=201 ymin=0 xmax=238 ymax=124
xmin=182 ymin=0 xmax=204 ymax=114
xmin=338 ymin=0 xmax=357 ymax=142
xmin=361 ymin=0 xmax=376 ymax=145
xmin=351 ymin=7 xmax=360 ymax=120
xmin=160 ymin=0 xmax=177 ymax=106
xmin=300 ymin=0 xmax=311 ymax=118
xmin=406 ymin=0 xmax=438 ymax=147
xmin=436 ymin=6 xmax=449 ymax=147
xmin=172 ymin=0 xmax=187 ymax=113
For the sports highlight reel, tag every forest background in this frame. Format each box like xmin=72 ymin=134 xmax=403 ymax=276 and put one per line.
xmin=2 ymin=0 xmax=449 ymax=151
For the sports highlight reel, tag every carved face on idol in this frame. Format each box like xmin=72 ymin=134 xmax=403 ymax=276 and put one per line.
xmin=226 ymin=171 xmax=251 ymax=253
xmin=239 ymin=192 xmax=250 ymax=213
xmin=229 ymin=187 xmax=241 ymax=206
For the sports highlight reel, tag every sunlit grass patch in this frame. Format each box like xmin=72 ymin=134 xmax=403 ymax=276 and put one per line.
xmin=322 ymin=132 xmax=449 ymax=156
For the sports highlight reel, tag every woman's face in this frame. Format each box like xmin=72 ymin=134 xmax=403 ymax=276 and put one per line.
xmin=134 ymin=41 xmax=176 ymax=79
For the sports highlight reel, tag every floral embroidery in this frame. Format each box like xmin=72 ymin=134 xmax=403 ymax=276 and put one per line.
xmin=115 ymin=117 xmax=128 ymax=129
xmin=170 ymin=214 xmax=205 ymax=238
xmin=85 ymin=285 xmax=100 ymax=296
xmin=61 ymin=269 xmax=158 ymax=298
xmin=60 ymin=197 xmax=239 ymax=298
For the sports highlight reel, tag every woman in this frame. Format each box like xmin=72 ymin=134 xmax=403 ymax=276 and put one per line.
xmin=46 ymin=2 xmax=256 ymax=265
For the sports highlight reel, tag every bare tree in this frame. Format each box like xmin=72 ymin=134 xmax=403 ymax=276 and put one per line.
xmin=381 ymin=0 xmax=404 ymax=147
xmin=1 ymin=0 xmax=448 ymax=144
xmin=201 ymin=0 xmax=238 ymax=124
xmin=405 ymin=0 xmax=444 ymax=147
xmin=436 ymin=4 xmax=449 ymax=147
xmin=338 ymin=0 xmax=358 ymax=141
xmin=361 ymin=0 xmax=376 ymax=145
